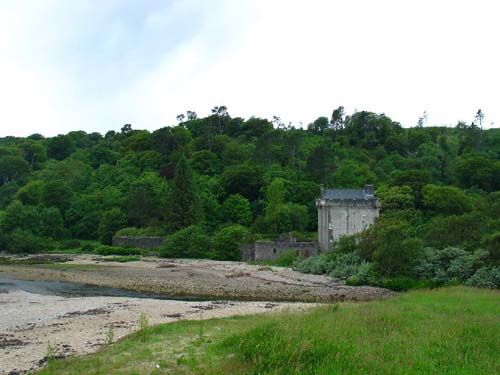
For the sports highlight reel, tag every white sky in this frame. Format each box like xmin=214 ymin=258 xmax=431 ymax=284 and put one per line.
xmin=0 ymin=0 xmax=499 ymax=137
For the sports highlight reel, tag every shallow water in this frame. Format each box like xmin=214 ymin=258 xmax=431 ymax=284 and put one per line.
xmin=0 ymin=277 xmax=205 ymax=301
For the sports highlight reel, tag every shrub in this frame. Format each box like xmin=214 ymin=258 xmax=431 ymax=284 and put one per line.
xmin=98 ymin=208 xmax=126 ymax=245
xmin=294 ymin=253 xmax=334 ymax=275
xmin=412 ymin=247 xmax=488 ymax=285
xmin=7 ymin=229 xmax=46 ymax=253
xmin=358 ymin=218 xmax=422 ymax=276
xmin=211 ymin=225 xmax=250 ymax=261
xmin=481 ymin=231 xmax=500 ymax=264
xmin=81 ymin=243 xmax=95 ymax=252
xmin=160 ymin=225 xmax=210 ymax=259
xmin=328 ymin=253 xmax=369 ymax=279
xmin=332 ymin=235 xmax=358 ymax=254
xmin=466 ymin=267 xmax=500 ymax=288
xmin=58 ymin=239 xmax=81 ymax=249
xmin=273 ymin=250 xmax=300 ymax=267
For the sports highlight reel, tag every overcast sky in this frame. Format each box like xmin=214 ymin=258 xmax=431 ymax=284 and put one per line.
xmin=0 ymin=0 xmax=499 ymax=137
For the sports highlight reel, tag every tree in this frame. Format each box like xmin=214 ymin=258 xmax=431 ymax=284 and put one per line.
xmin=167 ymin=154 xmax=201 ymax=231
xmin=211 ymin=225 xmax=250 ymax=260
xmin=330 ymin=106 xmax=345 ymax=131
xmin=0 ymin=155 xmax=30 ymax=185
xmin=221 ymin=164 xmax=264 ymax=201
xmin=127 ymin=180 xmax=159 ymax=227
xmin=160 ymin=225 xmax=210 ymax=258
xmin=221 ymin=194 xmax=253 ymax=226
xmin=47 ymin=135 xmax=75 ymax=160
xmin=98 ymin=208 xmax=126 ymax=245
xmin=358 ymin=218 xmax=422 ymax=276
xmin=422 ymin=184 xmax=471 ymax=215
xmin=40 ymin=180 xmax=73 ymax=212
xmin=0 ymin=200 xmax=41 ymax=234
xmin=40 ymin=207 xmax=65 ymax=239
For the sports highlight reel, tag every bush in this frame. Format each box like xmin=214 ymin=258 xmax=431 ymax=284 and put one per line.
xmin=273 ymin=250 xmax=300 ymax=267
xmin=7 ymin=229 xmax=46 ymax=254
xmin=481 ymin=231 xmax=500 ymax=264
xmin=160 ymin=225 xmax=210 ymax=259
xmin=294 ymin=253 xmax=334 ymax=275
xmin=332 ymin=235 xmax=358 ymax=254
xmin=211 ymin=225 xmax=250 ymax=261
xmin=358 ymin=218 xmax=422 ymax=276
xmin=81 ymin=243 xmax=95 ymax=252
xmin=98 ymin=208 xmax=126 ymax=245
xmin=58 ymin=239 xmax=81 ymax=249
xmin=328 ymin=253 xmax=369 ymax=279
xmin=412 ymin=247 xmax=488 ymax=285
xmin=466 ymin=267 xmax=500 ymax=288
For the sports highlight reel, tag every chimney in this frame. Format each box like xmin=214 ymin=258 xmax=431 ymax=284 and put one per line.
xmin=365 ymin=184 xmax=374 ymax=196
xmin=320 ymin=184 xmax=325 ymax=196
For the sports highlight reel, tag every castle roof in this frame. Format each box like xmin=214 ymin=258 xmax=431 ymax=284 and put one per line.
xmin=320 ymin=184 xmax=376 ymax=201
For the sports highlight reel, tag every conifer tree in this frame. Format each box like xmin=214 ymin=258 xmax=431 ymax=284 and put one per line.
xmin=167 ymin=153 xmax=200 ymax=231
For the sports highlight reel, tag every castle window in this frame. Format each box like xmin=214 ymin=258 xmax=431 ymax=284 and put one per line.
xmin=272 ymin=248 xmax=277 ymax=254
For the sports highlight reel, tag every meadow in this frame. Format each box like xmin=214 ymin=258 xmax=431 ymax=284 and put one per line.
xmin=38 ymin=286 xmax=499 ymax=375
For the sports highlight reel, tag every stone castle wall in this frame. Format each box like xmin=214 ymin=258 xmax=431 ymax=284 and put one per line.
xmin=240 ymin=241 xmax=318 ymax=262
xmin=317 ymin=201 xmax=379 ymax=251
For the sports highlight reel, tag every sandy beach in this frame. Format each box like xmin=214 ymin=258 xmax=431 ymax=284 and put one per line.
xmin=0 ymin=288 xmax=311 ymax=375
xmin=0 ymin=256 xmax=395 ymax=374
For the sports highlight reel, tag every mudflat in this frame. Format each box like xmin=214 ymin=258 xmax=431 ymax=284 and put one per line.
xmin=0 ymin=255 xmax=395 ymax=302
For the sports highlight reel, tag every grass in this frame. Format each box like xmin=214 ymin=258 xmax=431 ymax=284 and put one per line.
xmin=248 ymin=250 xmax=300 ymax=268
xmin=37 ymin=287 xmax=499 ymax=375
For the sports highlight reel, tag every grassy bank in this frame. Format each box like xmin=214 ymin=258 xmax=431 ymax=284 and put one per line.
xmin=38 ymin=287 xmax=499 ymax=375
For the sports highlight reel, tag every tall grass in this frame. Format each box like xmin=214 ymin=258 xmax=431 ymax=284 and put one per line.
xmin=38 ymin=287 xmax=499 ymax=375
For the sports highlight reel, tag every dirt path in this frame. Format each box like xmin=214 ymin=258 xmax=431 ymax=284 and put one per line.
xmin=0 ymin=255 xmax=395 ymax=302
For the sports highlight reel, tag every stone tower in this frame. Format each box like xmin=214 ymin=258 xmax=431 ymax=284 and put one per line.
xmin=316 ymin=184 xmax=380 ymax=251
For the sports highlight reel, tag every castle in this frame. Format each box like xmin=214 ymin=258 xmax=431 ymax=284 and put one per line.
xmin=316 ymin=184 xmax=380 ymax=251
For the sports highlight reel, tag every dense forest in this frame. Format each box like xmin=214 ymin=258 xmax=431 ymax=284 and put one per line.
xmin=1 ymin=107 xmax=499 ymax=288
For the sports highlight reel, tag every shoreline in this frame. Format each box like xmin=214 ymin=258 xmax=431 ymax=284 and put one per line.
xmin=0 ymin=289 xmax=313 ymax=375
xmin=0 ymin=255 xmax=395 ymax=303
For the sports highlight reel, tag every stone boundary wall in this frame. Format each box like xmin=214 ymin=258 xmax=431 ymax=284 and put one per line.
xmin=240 ymin=241 xmax=319 ymax=262
xmin=112 ymin=236 xmax=165 ymax=250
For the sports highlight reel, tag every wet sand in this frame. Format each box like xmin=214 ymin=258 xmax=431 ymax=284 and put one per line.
xmin=0 ymin=255 xmax=395 ymax=302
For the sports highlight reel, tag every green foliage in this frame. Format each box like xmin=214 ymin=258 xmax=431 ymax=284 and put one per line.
xmin=412 ymin=247 xmax=488 ymax=284
xmin=40 ymin=180 xmax=73 ymax=212
xmin=160 ymin=225 xmax=210 ymax=259
xmin=466 ymin=267 xmax=500 ymax=288
xmin=6 ymin=229 xmax=47 ymax=253
xmin=167 ymin=154 xmax=201 ymax=232
xmin=358 ymin=218 xmax=422 ymax=276
xmin=0 ymin=108 xmax=498 ymax=277
xmin=98 ymin=208 xmax=127 ymax=245
xmin=211 ymin=225 xmax=250 ymax=261
xmin=37 ymin=288 xmax=500 ymax=375
xmin=271 ymin=250 xmax=300 ymax=267
xmin=47 ymin=135 xmax=76 ymax=160
xmin=422 ymin=184 xmax=471 ymax=214
xmin=481 ymin=231 xmax=500 ymax=264
xmin=0 ymin=155 xmax=30 ymax=185
xmin=221 ymin=194 xmax=252 ymax=226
